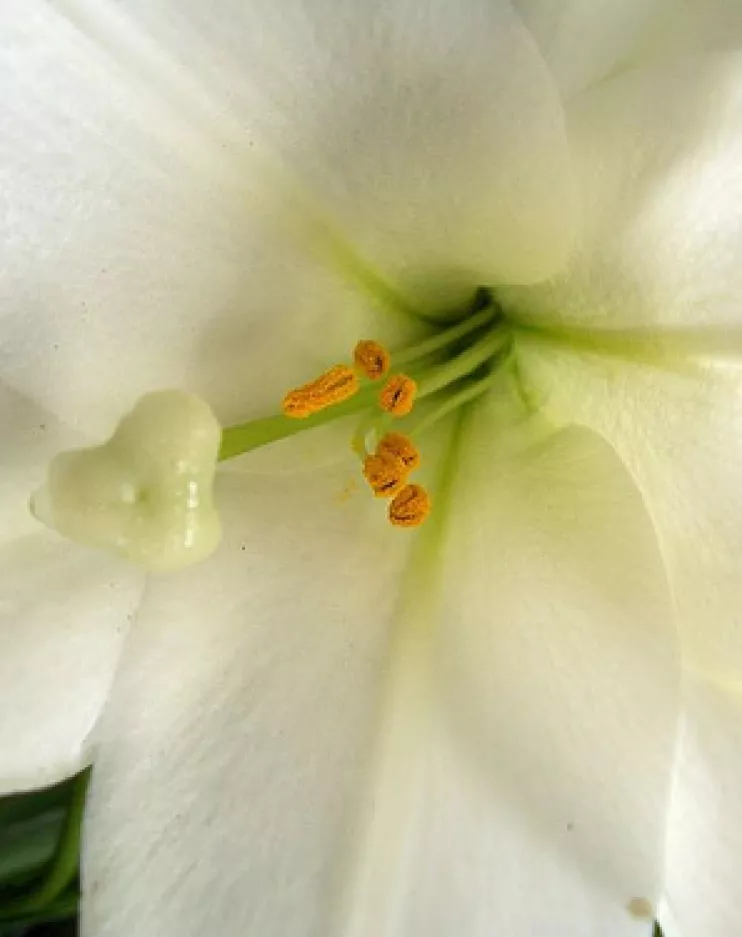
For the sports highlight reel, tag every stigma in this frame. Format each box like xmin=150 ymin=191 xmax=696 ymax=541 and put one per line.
xmin=30 ymin=391 xmax=222 ymax=570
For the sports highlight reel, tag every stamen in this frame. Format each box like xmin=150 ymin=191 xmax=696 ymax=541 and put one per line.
xmin=379 ymin=374 xmax=417 ymax=417
xmin=362 ymin=451 xmax=408 ymax=498
xmin=353 ymin=340 xmax=391 ymax=380
xmin=388 ymin=484 xmax=431 ymax=528
xmin=282 ymin=365 xmax=360 ymax=419
xmin=376 ymin=432 xmax=420 ymax=472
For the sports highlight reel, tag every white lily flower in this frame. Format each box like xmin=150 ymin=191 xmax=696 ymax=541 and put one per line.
xmin=2 ymin=2 xmax=742 ymax=936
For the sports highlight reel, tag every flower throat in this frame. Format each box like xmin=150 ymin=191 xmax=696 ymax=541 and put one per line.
xmin=220 ymin=288 xmax=513 ymax=528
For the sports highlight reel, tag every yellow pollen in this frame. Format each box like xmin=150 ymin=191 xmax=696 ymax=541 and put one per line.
xmin=388 ymin=483 xmax=431 ymax=528
xmin=282 ymin=365 xmax=360 ymax=419
xmin=353 ymin=340 xmax=391 ymax=381
xmin=376 ymin=432 xmax=421 ymax=472
xmin=379 ymin=374 xmax=417 ymax=417
xmin=362 ymin=451 xmax=408 ymax=498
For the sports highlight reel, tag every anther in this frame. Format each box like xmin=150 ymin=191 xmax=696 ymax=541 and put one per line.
xmin=354 ymin=340 xmax=391 ymax=381
xmin=362 ymin=451 xmax=408 ymax=499
xmin=388 ymin=484 xmax=431 ymax=528
xmin=376 ymin=432 xmax=421 ymax=472
xmin=379 ymin=374 xmax=417 ymax=417
xmin=282 ymin=365 xmax=360 ymax=419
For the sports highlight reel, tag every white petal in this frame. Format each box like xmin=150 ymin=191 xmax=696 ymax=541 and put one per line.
xmin=64 ymin=0 xmax=574 ymax=306
xmin=81 ymin=467 xmax=409 ymax=937
xmin=1 ymin=3 xmax=416 ymax=435
xmin=395 ymin=721 xmax=659 ymax=937
xmin=513 ymin=0 xmax=668 ymax=96
xmin=502 ymin=53 xmax=742 ymax=331
xmin=0 ymin=383 xmax=143 ymax=792
xmin=0 ymin=531 xmax=142 ymax=793
xmin=659 ymin=671 xmax=742 ymax=937
xmin=518 ymin=338 xmax=742 ymax=680
xmin=0 ymin=382 xmax=85 ymax=544
xmin=422 ymin=404 xmax=679 ymax=934
xmin=632 ymin=0 xmax=742 ymax=66
xmin=82 ymin=410 xmax=677 ymax=935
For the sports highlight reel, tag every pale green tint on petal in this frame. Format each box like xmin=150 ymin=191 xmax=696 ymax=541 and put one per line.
xmin=502 ymin=53 xmax=742 ymax=331
xmin=32 ymin=391 xmax=221 ymax=571
xmin=518 ymin=337 xmax=742 ymax=680
xmin=1 ymin=4 xmax=416 ymax=436
xmin=429 ymin=400 xmax=679 ymax=933
xmin=93 ymin=0 xmax=575 ymax=305
xmin=81 ymin=470 xmax=410 ymax=937
xmin=660 ymin=671 xmax=742 ymax=937
xmin=513 ymin=0 xmax=671 ymax=96
xmin=631 ymin=0 xmax=742 ymax=66
xmin=324 ymin=405 xmax=677 ymax=936
xmin=0 ymin=534 xmax=143 ymax=794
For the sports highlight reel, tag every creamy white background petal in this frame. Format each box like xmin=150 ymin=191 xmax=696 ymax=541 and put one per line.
xmin=80 ymin=411 xmax=681 ymax=937
xmin=0 ymin=532 xmax=142 ymax=792
xmin=1 ymin=2 xmax=418 ymax=437
xmin=0 ymin=384 xmax=144 ymax=792
xmin=0 ymin=384 xmax=83 ymax=545
xmin=421 ymin=405 xmax=679 ymax=935
xmin=502 ymin=53 xmax=742 ymax=332
xmin=518 ymin=343 xmax=742 ymax=680
xmin=513 ymin=0 xmax=671 ymax=96
xmin=499 ymin=41 xmax=742 ymax=937
xmin=632 ymin=0 xmax=742 ymax=66
xmin=517 ymin=341 xmax=742 ymax=935
xmin=660 ymin=671 xmax=742 ymax=937
xmin=81 ymin=468 xmax=409 ymax=937
xmin=71 ymin=0 xmax=576 ymax=304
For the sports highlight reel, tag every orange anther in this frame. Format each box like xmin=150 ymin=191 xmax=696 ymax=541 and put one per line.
xmin=362 ymin=451 xmax=408 ymax=499
xmin=376 ymin=432 xmax=420 ymax=472
xmin=388 ymin=484 xmax=431 ymax=528
xmin=378 ymin=374 xmax=417 ymax=417
xmin=353 ymin=340 xmax=391 ymax=381
xmin=282 ymin=365 xmax=360 ymax=419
